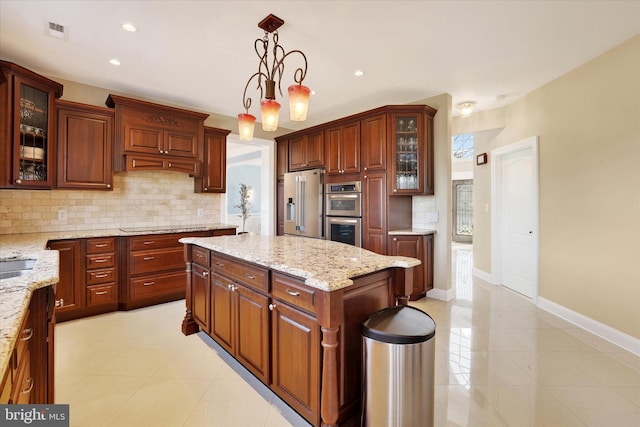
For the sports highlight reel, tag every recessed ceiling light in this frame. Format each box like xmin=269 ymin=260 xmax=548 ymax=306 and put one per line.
xmin=311 ymin=90 xmax=317 ymax=95
xmin=122 ymin=23 xmax=137 ymax=32
xmin=109 ymin=58 xmax=121 ymax=66
xmin=354 ymin=70 xmax=364 ymax=77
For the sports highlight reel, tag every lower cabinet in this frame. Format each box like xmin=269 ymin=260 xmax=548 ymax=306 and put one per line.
xmin=388 ymin=233 xmax=434 ymax=300
xmin=47 ymin=240 xmax=83 ymax=319
xmin=0 ymin=286 xmax=55 ymax=404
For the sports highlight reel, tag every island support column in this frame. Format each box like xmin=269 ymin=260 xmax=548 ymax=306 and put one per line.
xmin=317 ymin=290 xmax=344 ymax=427
xmin=395 ymin=266 xmax=414 ymax=306
xmin=181 ymin=244 xmax=199 ymax=335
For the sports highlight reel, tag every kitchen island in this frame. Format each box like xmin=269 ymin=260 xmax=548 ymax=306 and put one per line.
xmin=180 ymin=234 xmax=420 ymax=427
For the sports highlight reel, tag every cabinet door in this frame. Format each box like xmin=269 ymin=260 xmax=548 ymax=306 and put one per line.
xmin=361 ymin=114 xmax=386 ymax=171
xmin=325 ymin=122 xmax=360 ymax=175
xmin=164 ymin=130 xmax=198 ymax=158
xmin=288 ymin=136 xmax=306 ymax=171
xmin=192 ymin=264 xmax=211 ymax=332
xmin=56 ymin=103 xmax=113 ymax=190
xmin=389 ymin=235 xmax=425 ymax=299
xmin=195 ymin=129 xmax=226 ymax=193
xmin=324 ymin=127 xmax=341 ymax=175
xmin=236 ymin=285 xmax=270 ymax=383
xmin=276 ymin=139 xmax=288 ymax=179
xmin=362 ymin=172 xmax=387 ymax=254
xmin=424 ymin=234 xmax=434 ymax=293
xmin=271 ymin=302 xmax=320 ymax=425
xmin=211 ymin=273 xmax=236 ymax=354
xmin=47 ymin=240 xmax=83 ymax=314
xmin=304 ymin=131 xmax=324 ymax=169
xmin=124 ymin=122 xmax=163 ymax=155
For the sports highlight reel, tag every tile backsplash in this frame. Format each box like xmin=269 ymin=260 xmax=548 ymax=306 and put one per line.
xmin=412 ymin=195 xmax=438 ymax=229
xmin=0 ymin=171 xmax=222 ymax=235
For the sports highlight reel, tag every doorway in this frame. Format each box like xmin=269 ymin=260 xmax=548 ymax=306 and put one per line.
xmin=491 ymin=136 xmax=539 ymax=300
xmin=452 ymin=179 xmax=473 ymax=243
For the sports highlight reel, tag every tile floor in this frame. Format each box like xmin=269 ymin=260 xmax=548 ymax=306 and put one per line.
xmin=55 ymin=243 xmax=640 ymax=426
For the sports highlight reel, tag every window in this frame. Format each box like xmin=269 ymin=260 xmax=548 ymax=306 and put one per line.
xmin=453 ymin=133 xmax=474 ymax=159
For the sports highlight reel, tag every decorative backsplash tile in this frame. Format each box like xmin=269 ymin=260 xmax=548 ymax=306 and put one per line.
xmin=0 ymin=171 xmax=222 ymax=235
xmin=412 ymin=195 xmax=438 ymax=228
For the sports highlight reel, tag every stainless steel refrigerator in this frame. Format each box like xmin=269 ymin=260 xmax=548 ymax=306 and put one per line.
xmin=284 ymin=168 xmax=324 ymax=239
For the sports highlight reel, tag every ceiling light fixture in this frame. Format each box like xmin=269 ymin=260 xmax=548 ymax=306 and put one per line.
xmin=457 ymin=101 xmax=476 ymax=117
xmin=109 ymin=58 xmax=121 ymax=66
xmin=354 ymin=70 xmax=364 ymax=77
xmin=122 ymin=23 xmax=137 ymax=32
xmin=238 ymin=14 xmax=310 ymax=141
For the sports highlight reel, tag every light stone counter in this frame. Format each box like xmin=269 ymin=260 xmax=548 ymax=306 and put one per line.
xmin=0 ymin=223 xmax=236 ymax=379
xmin=388 ymin=228 xmax=436 ymax=236
xmin=180 ymin=234 xmax=421 ymax=291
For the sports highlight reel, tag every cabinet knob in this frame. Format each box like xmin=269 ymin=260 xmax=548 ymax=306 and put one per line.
xmin=16 ymin=179 xmax=22 ymax=184
xmin=106 ymin=184 xmax=112 ymax=188
xmin=268 ymin=303 xmax=277 ymax=311
xmin=364 ymin=167 xmax=368 ymax=171
xmin=364 ymin=175 xmax=367 ymax=179
xmin=393 ymin=238 xmax=397 ymax=241
xmin=55 ymin=299 xmax=64 ymax=308
xmin=393 ymin=188 xmax=397 ymax=192
xmin=202 ymin=271 xmax=209 ymax=277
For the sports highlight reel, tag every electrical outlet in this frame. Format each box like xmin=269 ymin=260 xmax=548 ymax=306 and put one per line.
xmin=58 ymin=209 xmax=67 ymax=221
xmin=197 ymin=208 xmax=204 ymax=218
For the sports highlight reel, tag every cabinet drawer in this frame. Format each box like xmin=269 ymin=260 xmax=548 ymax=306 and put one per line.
xmin=86 ymin=253 xmax=116 ymax=269
xmin=212 ymin=253 xmax=269 ymax=292
xmin=86 ymin=237 xmax=116 ymax=254
xmin=12 ymin=346 xmax=32 ymax=405
xmin=130 ymin=271 xmax=186 ymax=298
xmin=129 ymin=234 xmax=182 ymax=251
xmin=192 ymin=246 xmax=210 ymax=268
xmin=14 ymin=308 xmax=33 ymax=367
xmin=86 ymin=284 xmax=117 ymax=306
xmin=86 ymin=267 xmax=116 ymax=285
xmin=129 ymin=247 xmax=184 ymax=275
xmin=272 ymin=272 xmax=317 ymax=314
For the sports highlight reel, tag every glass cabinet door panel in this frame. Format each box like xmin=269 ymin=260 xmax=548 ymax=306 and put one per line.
xmin=18 ymin=83 xmax=49 ymax=182
xmin=394 ymin=115 xmax=419 ymax=191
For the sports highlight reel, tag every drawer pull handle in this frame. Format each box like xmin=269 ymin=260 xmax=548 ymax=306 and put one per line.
xmin=143 ymin=241 xmax=155 ymax=245
xmin=95 ymin=243 xmax=108 ymax=248
xmin=21 ymin=377 xmax=34 ymax=395
xmin=95 ymin=273 xmax=108 ymax=278
xmin=21 ymin=328 xmax=33 ymax=341
xmin=143 ymin=282 xmax=155 ymax=286
xmin=245 ymin=274 xmax=256 ymax=280
xmin=94 ymin=259 xmax=108 ymax=263
xmin=95 ymin=291 xmax=109 ymax=295
xmin=286 ymin=290 xmax=300 ymax=297
xmin=143 ymin=256 xmax=155 ymax=261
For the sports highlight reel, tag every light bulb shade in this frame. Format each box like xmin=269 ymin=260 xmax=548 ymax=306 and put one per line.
xmin=260 ymin=99 xmax=280 ymax=131
xmin=237 ymin=113 xmax=256 ymax=141
xmin=288 ymin=84 xmax=310 ymax=121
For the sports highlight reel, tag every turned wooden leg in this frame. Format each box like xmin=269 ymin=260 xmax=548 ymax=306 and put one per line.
xmin=321 ymin=326 xmax=340 ymax=427
xmin=181 ymin=259 xmax=199 ymax=335
xmin=396 ymin=267 xmax=414 ymax=306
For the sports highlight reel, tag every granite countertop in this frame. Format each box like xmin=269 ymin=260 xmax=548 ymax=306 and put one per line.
xmin=388 ymin=228 xmax=436 ymax=236
xmin=180 ymin=234 xmax=421 ymax=291
xmin=0 ymin=223 xmax=236 ymax=380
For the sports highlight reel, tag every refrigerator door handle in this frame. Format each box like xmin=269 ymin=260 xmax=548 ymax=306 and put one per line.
xmin=299 ymin=179 xmax=306 ymax=231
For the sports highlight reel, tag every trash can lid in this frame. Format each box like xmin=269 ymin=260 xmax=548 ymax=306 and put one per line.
xmin=362 ymin=305 xmax=436 ymax=344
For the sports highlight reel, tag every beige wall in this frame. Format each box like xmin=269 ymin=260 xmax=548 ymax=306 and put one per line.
xmin=455 ymin=35 xmax=640 ymax=339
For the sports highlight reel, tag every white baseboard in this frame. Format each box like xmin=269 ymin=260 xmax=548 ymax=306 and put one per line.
xmin=538 ymin=297 xmax=640 ymax=357
xmin=472 ymin=267 xmax=497 ymax=284
xmin=426 ymin=287 xmax=456 ymax=301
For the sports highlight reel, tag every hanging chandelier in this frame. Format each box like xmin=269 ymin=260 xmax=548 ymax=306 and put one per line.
xmin=238 ymin=14 xmax=310 ymax=141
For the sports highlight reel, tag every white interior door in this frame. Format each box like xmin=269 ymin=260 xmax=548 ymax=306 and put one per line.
xmin=491 ymin=136 xmax=539 ymax=300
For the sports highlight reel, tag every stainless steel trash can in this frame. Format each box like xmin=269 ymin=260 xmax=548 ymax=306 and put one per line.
xmin=362 ymin=305 xmax=436 ymax=427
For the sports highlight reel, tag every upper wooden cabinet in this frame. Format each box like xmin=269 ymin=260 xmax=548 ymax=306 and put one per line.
xmin=388 ymin=105 xmax=436 ymax=195
xmin=288 ymin=130 xmax=324 ymax=171
xmin=0 ymin=60 xmax=63 ymax=189
xmin=106 ymin=94 xmax=209 ymax=175
xmin=325 ymin=121 xmax=360 ymax=176
xmin=276 ymin=139 xmax=288 ymax=179
xmin=194 ymin=126 xmax=230 ymax=193
xmin=361 ymin=114 xmax=387 ymax=172
xmin=56 ymin=100 xmax=114 ymax=190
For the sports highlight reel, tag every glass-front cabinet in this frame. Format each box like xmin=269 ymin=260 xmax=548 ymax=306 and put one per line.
xmin=0 ymin=61 xmax=63 ymax=189
xmin=388 ymin=106 xmax=436 ymax=195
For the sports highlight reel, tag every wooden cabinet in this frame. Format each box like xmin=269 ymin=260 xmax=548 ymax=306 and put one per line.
xmin=362 ymin=172 xmax=388 ymax=254
xmin=47 ymin=240 xmax=83 ymax=320
xmin=85 ymin=237 xmax=118 ymax=308
xmin=55 ymin=100 xmax=114 ymax=190
xmin=325 ymin=121 xmax=360 ymax=176
xmin=388 ymin=106 xmax=436 ymax=195
xmin=276 ymin=139 xmax=288 ymax=179
xmin=361 ymin=114 xmax=387 ymax=172
xmin=388 ymin=233 xmax=434 ymax=300
xmin=195 ymin=126 xmax=230 ymax=193
xmin=106 ymin=94 xmax=208 ymax=176
xmin=211 ymin=254 xmax=270 ymax=383
xmin=0 ymin=60 xmax=63 ymax=189
xmin=0 ymin=286 xmax=55 ymax=404
xmin=288 ymin=130 xmax=324 ymax=171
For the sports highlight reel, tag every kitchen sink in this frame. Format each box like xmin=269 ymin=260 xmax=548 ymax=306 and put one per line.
xmin=0 ymin=258 xmax=37 ymax=280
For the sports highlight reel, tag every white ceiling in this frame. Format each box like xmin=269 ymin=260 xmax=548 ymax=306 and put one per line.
xmin=1 ymin=1 xmax=639 ymax=133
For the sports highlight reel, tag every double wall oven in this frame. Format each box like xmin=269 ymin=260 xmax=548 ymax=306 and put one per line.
xmin=325 ymin=181 xmax=362 ymax=247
